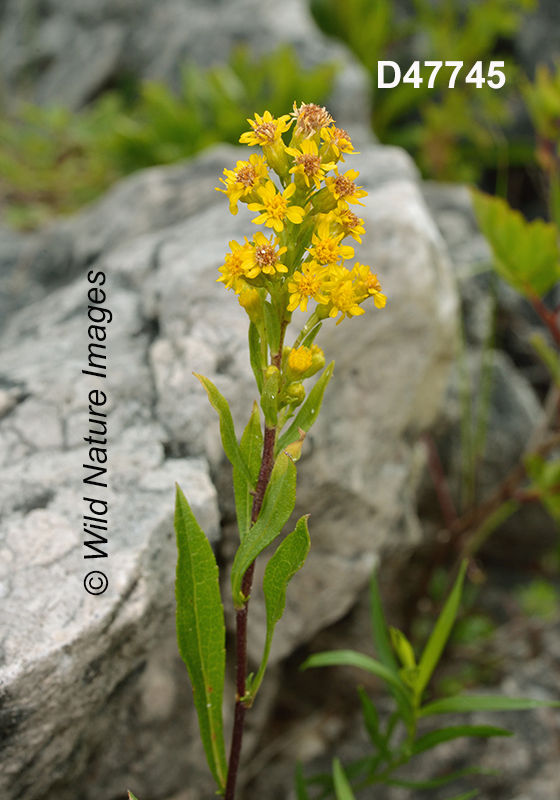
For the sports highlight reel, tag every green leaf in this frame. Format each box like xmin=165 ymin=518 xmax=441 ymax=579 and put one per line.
xmin=248 ymin=322 xmax=264 ymax=393
xmin=386 ymin=767 xmax=498 ymax=790
xmin=411 ymin=724 xmax=513 ymax=755
xmin=249 ymin=516 xmax=310 ymax=701
xmin=264 ymin=300 xmax=281 ymax=354
xmin=357 ymin=686 xmax=389 ymax=759
xmin=389 ymin=627 xmax=416 ymax=669
xmin=295 ymin=761 xmax=311 ymax=800
xmin=370 ymin=570 xmax=399 ymax=674
xmin=420 ymin=694 xmax=560 ymax=717
xmin=300 ymin=649 xmax=410 ymax=699
xmin=128 ymin=793 xmax=139 ymax=800
xmin=195 ymin=373 xmax=254 ymax=487
xmin=277 ymin=361 xmax=334 ymax=452
xmin=233 ymin=402 xmax=263 ymax=541
xmin=471 ymin=189 xmax=560 ymax=298
xmin=302 ymin=322 xmax=322 ymax=349
xmin=332 ymin=759 xmax=356 ymax=800
xmin=174 ymin=484 xmax=227 ymax=791
xmin=416 ymin=560 xmax=467 ymax=697
xmin=230 ymin=451 xmax=297 ymax=607
xmin=443 ymin=792 xmax=480 ymax=800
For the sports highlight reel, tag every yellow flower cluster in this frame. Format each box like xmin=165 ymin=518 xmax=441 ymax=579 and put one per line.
xmin=217 ymin=102 xmax=386 ymax=330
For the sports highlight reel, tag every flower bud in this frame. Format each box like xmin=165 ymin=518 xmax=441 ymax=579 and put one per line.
xmin=306 ymin=344 xmax=326 ymax=378
xmin=287 ymin=346 xmax=313 ymax=378
xmin=285 ymin=381 xmax=305 ymax=406
xmin=238 ymin=287 xmax=263 ymax=325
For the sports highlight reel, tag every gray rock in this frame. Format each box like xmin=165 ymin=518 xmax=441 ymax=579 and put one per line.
xmin=0 ymin=139 xmax=457 ymax=798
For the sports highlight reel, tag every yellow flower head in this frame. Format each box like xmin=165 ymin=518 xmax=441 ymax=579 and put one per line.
xmin=320 ymin=126 xmax=357 ymax=160
xmin=325 ymin=169 xmax=368 ymax=209
xmin=242 ymin=231 xmax=288 ymax=277
xmin=291 ymin=102 xmax=333 ymax=140
xmin=285 ymin=139 xmax=336 ymax=189
xmin=308 ymin=217 xmax=354 ymax=265
xmin=248 ymin=180 xmax=305 ymax=233
xmin=351 ymin=263 xmax=387 ymax=308
xmin=239 ymin=110 xmax=293 ymax=147
xmin=287 ymin=262 xmax=329 ymax=313
xmin=217 ymin=154 xmax=268 ymax=214
xmin=288 ymin=346 xmax=314 ymax=375
xmin=327 ymin=271 xmax=365 ymax=324
xmin=329 ymin=208 xmax=366 ymax=243
xmin=216 ymin=240 xmax=251 ymax=293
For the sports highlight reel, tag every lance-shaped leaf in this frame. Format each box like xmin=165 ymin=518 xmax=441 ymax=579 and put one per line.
xmin=420 ymin=694 xmax=560 ymax=717
xmin=248 ymin=322 xmax=264 ymax=393
xmin=128 ymin=792 xmax=139 ymax=800
xmin=277 ymin=361 xmax=334 ymax=453
xmin=357 ymin=686 xmax=390 ymax=760
xmin=248 ymin=516 xmax=310 ymax=702
xmin=410 ymin=724 xmax=512 ymax=755
xmin=332 ymin=759 xmax=356 ymax=800
xmin=174 ymin=484 xmax=227 ymax=791
xmin=471 ymin=189 xmax=560 ymax=297
xmin=233 ymin=402 xmax=263 ymax=541
xmin=370 ymin=569 xmax=400 ymax=675
xmin=386 ymin=767 xmax=497 ymax=790
xmin=300 ymin=649 xmax=411 ymax=702
xmin=264 ymin=299 xmax=281 ymax=354
xmin=231 ymin=451 xmax=297 ymax=607
xmin=194 ymin=373 xmax=254 ymax=487
xmin=416 ymin=560 xmax=467 ymax=697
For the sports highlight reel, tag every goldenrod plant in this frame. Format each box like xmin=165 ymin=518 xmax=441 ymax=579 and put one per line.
xmin=167 ymin=102 xmax=385 ymax=800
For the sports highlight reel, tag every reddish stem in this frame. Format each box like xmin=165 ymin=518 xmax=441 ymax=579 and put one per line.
xmin=530 ymin=294 xmax=560 ymax=349
xmin=224 ymin=424 xmax=276 ymax=800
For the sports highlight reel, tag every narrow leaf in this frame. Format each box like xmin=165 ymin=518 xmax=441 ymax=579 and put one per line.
xmin=128 ymin=793 xmax=139 ymax=800
xmin=420 ymin=694 xmax=560 ymax=717
xmin=295 ymin=762 xmax=311 ymax=800
xmin=249 ymin=516 xmax=310 ymax=701
xmin=174 ymin=485 xmax=227 ymax=791
xmin=357 ymin=686 xmax=389 ymax=759
xmin=302 ymin=322 xmax=322 ymax=349
xmin=389 ymin=627 xmax=416 ymax=669
xmin=386 ymin=767 xmax=498 ymax=790
xmin=333 ymin=759 xmax=357 ymax=800
xmin=195 ymin=373 xmax=253 ymax=486
xmin=264 ymin=300 xmax=281 ymax=354
xmin=231 ymin=451 xmax=297 ymax=607
xmin=300 ymin=650 xmax=409 ymax=698
xmin=411 ymin=725 xmax=512 ymax=755
xmin=370 ymin=569 xmax=399 ymax=674
xmin=248 ymin=322 xmax=264 ymax=393
xmin=416 ymin=560 xmax=467 ymax=696
xmin=233 ymin=402 xmax=263 ymax=540
xmin=277 ymin=361 xmax=334 ymax=452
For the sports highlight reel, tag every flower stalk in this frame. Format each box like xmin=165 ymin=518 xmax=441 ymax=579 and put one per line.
xmin=173 ymin=101 xmax=386 ymax=800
